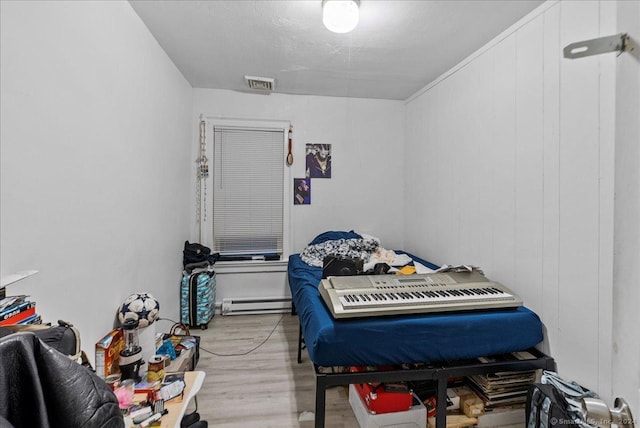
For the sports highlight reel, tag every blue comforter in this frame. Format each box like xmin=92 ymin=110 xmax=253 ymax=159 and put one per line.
xmin=288 ymin=237 xmax=543 ymax=367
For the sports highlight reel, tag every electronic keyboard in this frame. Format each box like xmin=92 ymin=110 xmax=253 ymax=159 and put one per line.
xmin=318 ymin=271 xmax=523 ymax=319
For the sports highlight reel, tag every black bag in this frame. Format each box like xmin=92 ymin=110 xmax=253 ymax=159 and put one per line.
xmin=0 ymin=320 xmax=80 ymax=358
xmin=33 ymin=320 xmax=81 ymax=358
xmin=183 ymin=241 xmax=219 ymax=269
xmin=0 ymin=320 xmax=93 ymax=369
xmin=526 ymin=383 xmax=580 ymax=427
xmin=322 ymin=255 xmax=363 ymax=278
xmin=162 ymin=323 xmax=201 ymax=369
xmin=527 ymin=371 xmax=599 ymax=428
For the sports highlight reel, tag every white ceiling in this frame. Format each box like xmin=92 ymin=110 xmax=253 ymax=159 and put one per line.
xmin=129 ymin=0 xmax=544 ymax=101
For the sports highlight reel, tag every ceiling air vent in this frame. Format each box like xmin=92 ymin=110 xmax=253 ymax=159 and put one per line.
xmin=245 ymin=75 xmax=275 ymax=92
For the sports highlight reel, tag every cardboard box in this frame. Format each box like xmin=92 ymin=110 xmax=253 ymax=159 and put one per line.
xmin=349 ymin=384 xmax=426 ymax=428
xmin=449 ymin=386 xmax=484 ymax=418
xmin=450 ymin=386 xmax=476 ymax=404
xmin=462 ymin=397 xmax=485 ymax=418
xmin=475 ymin=405 xmax=525 ymax=427
xmin=95 ymin=329 xmax=124 ymax=379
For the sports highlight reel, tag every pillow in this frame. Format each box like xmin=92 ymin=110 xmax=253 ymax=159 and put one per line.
xmin=309 ymin=230 xmax=362 ymax=245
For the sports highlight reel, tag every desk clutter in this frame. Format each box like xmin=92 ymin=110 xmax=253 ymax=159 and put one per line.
xmin=95 ymin=317 xmax=202 ymax=427
xmin=97 ymin=341 xmax=201 ymax=427
xmin=111 ymin=372 xmax=186 ymax=427
xmin=95 ymin=324 xmax=199 ymax=380
xmin=109 ymin=371 xmax=208 ymax=428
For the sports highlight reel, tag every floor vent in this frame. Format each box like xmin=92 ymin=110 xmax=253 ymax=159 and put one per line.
xmin=221 ymin=297 xmax=291 ymax=315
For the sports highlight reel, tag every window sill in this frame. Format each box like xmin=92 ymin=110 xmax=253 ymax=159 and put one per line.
xmin=214 ymin=259 xmax=288 ymax=274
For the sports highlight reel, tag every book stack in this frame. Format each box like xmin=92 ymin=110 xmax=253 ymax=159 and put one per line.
xmin=0 ymin=295 xmax=41 ymax=326
xmin=466 ymin=351 xmax=539 ymax=410
xmin=467 ymin=370 xmax=536 ymax=409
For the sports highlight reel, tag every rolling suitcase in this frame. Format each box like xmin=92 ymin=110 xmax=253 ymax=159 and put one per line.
xmin=180 ymin=267 xmax=216 ymax=329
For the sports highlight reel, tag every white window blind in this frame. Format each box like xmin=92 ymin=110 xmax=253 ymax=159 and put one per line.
xmin=212 ymin=126 xmax=284 ymax=257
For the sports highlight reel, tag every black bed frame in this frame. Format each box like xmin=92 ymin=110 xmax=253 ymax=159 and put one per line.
xmin=295 ymin=320 xmax=555 ymax=428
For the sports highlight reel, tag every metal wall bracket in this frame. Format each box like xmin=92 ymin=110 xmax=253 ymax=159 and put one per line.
xmin=564 ymin=33 xmax=631 ymax=59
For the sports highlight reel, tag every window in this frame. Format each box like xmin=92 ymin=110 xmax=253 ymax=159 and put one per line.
xmin=210 ymin=122 xmax=289 ymax=260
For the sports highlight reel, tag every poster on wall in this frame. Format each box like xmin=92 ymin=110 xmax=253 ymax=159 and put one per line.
xmin=294 ymin=178 xmax=311 ymax=205
xmin=305 ymin=144 xmax=332 ymax=178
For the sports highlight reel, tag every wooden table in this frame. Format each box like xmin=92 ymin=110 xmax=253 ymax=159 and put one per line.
xmin=160 ymin=371 xmax=205 ymax=428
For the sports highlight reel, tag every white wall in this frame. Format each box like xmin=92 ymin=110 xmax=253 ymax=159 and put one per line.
xmin=612 ymin=0 xmax=640 ymax=411
xmin=0 ymin=1 xmax=193 ymax=364
xmin=192 ymin=89 xmax=405 ymax=302
xmin=193 ymin=89 xmax=405 ymax=252
xmin=404 ymin=0 xmax=633 ymax=402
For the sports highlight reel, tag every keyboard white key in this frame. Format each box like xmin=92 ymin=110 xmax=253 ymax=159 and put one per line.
xmin=338 ymin=287 xmax=514 ymax=309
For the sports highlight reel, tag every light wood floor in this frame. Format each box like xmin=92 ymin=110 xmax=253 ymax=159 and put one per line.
xmin=189 ymin=314 xmax=526 ymax=428
xmin=193 ymin=313 xmax=359 ymax=428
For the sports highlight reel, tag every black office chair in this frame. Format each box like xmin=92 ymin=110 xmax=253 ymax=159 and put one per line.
xmin=0 ymin=332 xmax=123 ymax=428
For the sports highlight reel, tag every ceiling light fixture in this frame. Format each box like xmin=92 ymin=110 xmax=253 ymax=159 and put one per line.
xmin=322 ymin=0 xmax=360 ymax=34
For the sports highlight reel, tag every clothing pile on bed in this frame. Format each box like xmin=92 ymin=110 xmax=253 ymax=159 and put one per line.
xmin=299 ymin=231 xmax=414 ymax=272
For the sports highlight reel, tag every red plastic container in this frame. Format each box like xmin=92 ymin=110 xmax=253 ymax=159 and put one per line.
xmin=353 ymin=382 xmax=414 ymax=414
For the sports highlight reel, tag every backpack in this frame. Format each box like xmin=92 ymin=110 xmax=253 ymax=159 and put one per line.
xmin=183 ymin=241 xmax=219 ymax=269
xmin=0 ymin=320 xmax=92 ymax=369
xmin=526 ymin=383 xmax=579 ymax=427
xmin=526 ymin=371 xmax=597 ymax=428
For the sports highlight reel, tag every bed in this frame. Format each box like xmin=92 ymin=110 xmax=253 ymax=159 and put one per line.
xmin=287 ymin=231 xmax=555 ymax=428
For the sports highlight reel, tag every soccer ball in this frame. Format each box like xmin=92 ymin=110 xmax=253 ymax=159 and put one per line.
xmin=118 ymin=292 xmax=160 ymax=328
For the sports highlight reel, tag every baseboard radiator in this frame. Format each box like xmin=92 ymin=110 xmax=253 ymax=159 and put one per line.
xmin=221 ymin=296 xmax=292 ymax=315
